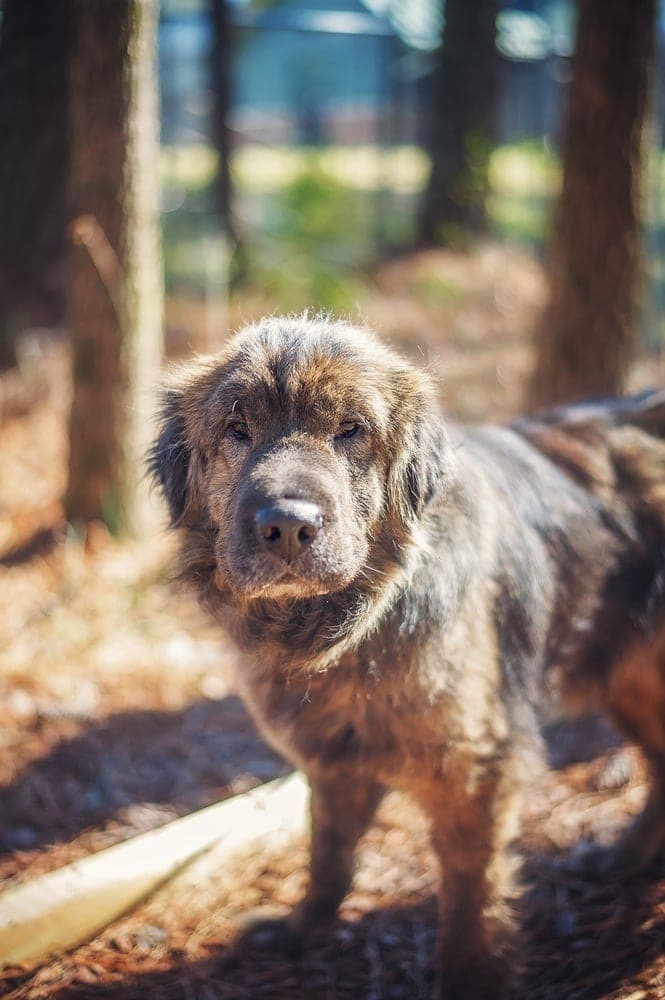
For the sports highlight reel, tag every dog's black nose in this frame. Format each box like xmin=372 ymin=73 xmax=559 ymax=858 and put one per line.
xmin=254 ymin=501 xmax=323 ymax=562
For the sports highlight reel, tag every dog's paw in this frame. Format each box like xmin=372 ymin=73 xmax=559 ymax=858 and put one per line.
xmin=440 ymin=957 xmax=516 ymax=1000
xmin=236 ymin=911 xmax=307 ymax=957
xmin=236 ymin=897 xmax=341 ymax=956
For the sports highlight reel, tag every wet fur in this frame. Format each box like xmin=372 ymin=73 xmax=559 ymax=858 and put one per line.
xmin=151 ymin=318 xmax=665 ymax=999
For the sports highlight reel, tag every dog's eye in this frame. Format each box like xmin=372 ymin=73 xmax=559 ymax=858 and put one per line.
xmin=335 ymin=421 xmax=361 ymax=440
xmin=227 ymin=420 xmax=251 ymax=442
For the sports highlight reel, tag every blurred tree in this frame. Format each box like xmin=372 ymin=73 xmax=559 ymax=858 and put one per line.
xmin=0 ymin=0 xmax=70 ymax=366
xmin=210 ymin=0 xmax=236 ymax=243
xmin=528 ymin=0 xmax=656 ymax=410
xmin=418 ymin=0 xmax=500 ymax=245
xmin=66 ymin=0 xmax=164 ymax=535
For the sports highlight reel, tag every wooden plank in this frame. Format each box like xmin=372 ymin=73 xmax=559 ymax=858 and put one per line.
xmin=0 ymin=772 xmax=308 ymax=969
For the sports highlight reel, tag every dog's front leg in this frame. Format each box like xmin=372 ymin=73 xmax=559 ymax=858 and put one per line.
xmin=425 ymin=762 xmax=523 ymax=1000
xmin=240 ymin=769 xmax=383 ymax=952
xmin=292 ymin=769 xmax=385 ymax=928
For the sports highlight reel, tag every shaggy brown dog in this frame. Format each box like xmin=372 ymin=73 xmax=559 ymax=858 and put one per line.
xmin=151 ymin=316 xmax=665 ymax=999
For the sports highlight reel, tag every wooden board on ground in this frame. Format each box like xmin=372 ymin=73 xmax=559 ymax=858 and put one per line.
xmin=0 ymin=772 xmax=308 ymax=969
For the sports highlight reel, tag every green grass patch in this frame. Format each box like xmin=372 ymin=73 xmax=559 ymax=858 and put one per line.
xmin=488 ymin=193 xmax=552 ymax=246
xmin=488 ymin=139 xmax=559 ymax=247
xmin=159 ymin=139 xmax=562 ymax=305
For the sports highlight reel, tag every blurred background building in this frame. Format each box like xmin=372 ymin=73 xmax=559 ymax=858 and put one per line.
xmin=161 ymin=0 xmax=572 ymax=148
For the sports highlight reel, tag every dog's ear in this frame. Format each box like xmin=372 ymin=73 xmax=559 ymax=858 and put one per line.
xmin=390 ymin=418 xmax=448 ymax=523
xmin=403 ymin=420 xmax=448 ymax=516
xmin=149 ymin=388 xmax=199 ymax=526
xmin=387 ymin=367 xmax=449 ymax=524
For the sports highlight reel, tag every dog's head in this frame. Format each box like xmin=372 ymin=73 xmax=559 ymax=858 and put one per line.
xmin=151 ymin=317 xmax=448 ymax=603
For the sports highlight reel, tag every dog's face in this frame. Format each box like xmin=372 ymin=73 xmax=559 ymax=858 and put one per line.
xmin=151 ymin=318 xmax=446 ymax=602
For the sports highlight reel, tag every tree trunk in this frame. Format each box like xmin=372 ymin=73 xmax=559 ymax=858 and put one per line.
xmin=418 ymin=0 xmax=500 ymax=246
xmin=210 ymin=0 xmax=236 ymax=244
xmin=65 ymin=0 xmax=164 ymax=535
xmin=0 ymin=0 xmax=70 ymax=366
xmin=527 ymin=0 xmax=656 ymax=411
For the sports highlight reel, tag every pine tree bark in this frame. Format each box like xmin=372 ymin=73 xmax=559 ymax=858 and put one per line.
xmin=65 ymin=0 xmax=164 ymax=534
xmin=0 ymin=0 xmax=70 ymax=365
xmin=418 ymin=0 xmax=500 ymax=245
xmin=527 ymin=0 xmax=656 ymax=411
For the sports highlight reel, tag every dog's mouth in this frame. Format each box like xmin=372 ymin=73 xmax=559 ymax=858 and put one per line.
xmin=259 ymin=576 xmax=329 ymax=599
xmin=257 ymin=566 xmax=306 ymax=591
xmin=216 ymin=552 xmax=354 ymax=602
xmin=228 ymin=568 xmax=336 ymax=601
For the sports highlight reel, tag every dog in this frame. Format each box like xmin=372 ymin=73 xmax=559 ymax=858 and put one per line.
xmin=150 ymin=315 xmax=665 ymax=999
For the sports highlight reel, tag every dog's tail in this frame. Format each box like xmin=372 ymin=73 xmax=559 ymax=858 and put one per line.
xmin=514 ymin=390 xmax=665 ymax=508
xmin=532 ymin=389 xmax=665 ymax=437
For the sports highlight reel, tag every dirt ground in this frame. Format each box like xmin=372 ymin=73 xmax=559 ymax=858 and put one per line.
xmin=1 ymin=245 xmax=665 ymax=999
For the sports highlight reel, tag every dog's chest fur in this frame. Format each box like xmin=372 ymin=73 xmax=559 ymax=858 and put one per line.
xmin=236 ymin=659 xmax=507 ymax=791
xmin=231 ymin=566 xmax=521 ymax=793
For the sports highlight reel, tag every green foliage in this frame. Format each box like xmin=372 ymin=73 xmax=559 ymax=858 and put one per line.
xmin=275 ymin=162 xmax=366 ymax=249
xmin=159 ymin=140 xmax=563 ymax=310
xmin=487 ymin=139 xmax=560 ymax=247
xmin=490 ymin=139 xmax=561 ymax=197
xmin=247 ymin=252 xmax=363 ymax=314
xmin=487 ymin=193 xmax=551 ymax=245
xmin=242 ymin=158 xmax=370 ymax=312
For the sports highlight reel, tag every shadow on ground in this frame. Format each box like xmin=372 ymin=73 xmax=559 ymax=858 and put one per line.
xmin=2 ymin=704 xmax=663 ymax=998
xmin=4 ymin=878 xmax=662 ymax=1000
xmin=0 ymin=704 xmax=622 ymax=858
xmin=0 ymin=695 xmax=288 ymax=857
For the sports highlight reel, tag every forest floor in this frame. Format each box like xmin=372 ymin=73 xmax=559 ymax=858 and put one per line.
xmin=1 ymin=244 xmax=665 ymax=999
